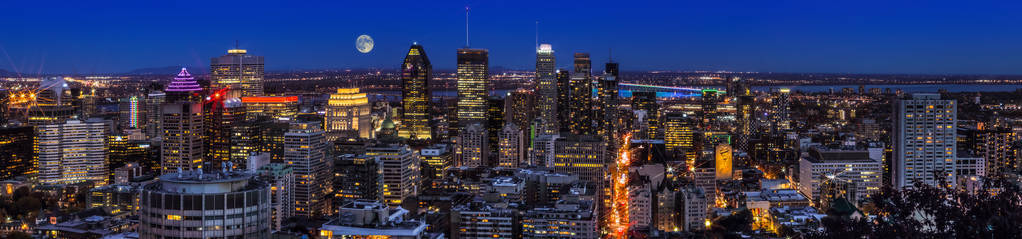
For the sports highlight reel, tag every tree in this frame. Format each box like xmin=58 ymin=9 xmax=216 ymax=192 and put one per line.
xmin=810 ymin=175 xmax=1022 ymax=238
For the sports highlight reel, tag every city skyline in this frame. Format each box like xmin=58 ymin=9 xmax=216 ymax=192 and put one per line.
xmin=4 ymin=0 xmax=1022 ymax=75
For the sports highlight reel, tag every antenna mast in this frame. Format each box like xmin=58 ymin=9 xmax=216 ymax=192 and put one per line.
xmin=535 ymin=21 xmax=539 ymax=49
xmin=465 ymin=6 xmax=470 ymax=48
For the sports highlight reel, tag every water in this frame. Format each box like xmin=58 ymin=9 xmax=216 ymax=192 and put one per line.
xmin=751 ymin=84 xmax=1022 ymax=93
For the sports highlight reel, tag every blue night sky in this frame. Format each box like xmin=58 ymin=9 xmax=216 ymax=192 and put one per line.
xmin=2 ymin=0 xmax=1021 ymax=74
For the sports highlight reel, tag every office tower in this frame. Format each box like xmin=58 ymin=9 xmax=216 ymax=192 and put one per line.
xmin=421 ymin=144 xmax=452 ymax=180
xmin=735 ymin=95 xmax=754 ymax=152
xmin=319 ymin=200 xmax=429 ymax=239
xmin=242 ymin=96 xmax=298 ymax=121
xmin=325 ymin=88 xmax=371 ymax=140
xmin=119 ymin=96 xmax=144 ymax=131
xmin=680 ymin=186 xmax=708 ymax=231
xmin=567 ymin=53 xmax=594 ymax=136
xmin=535 ymin=44 xmax=558 ymax=135
xmin=0 ymin=126 xmax=33 ymax=180
xmin=139 ymin=171 xmax=272 ymax=238
xmin=286 ymin=122 xmax=331 ymax=217
xmin=230 ymin=117 xmax=289 ymax=164
xmin=498 ymin=123 xmax=525 ymax=168
xmin=28 ymin=77 xmax=75 ymax=125
xmin=161 ymin=101 xmax=203 ymax=172
xmin=161 ymin=68 xmax=204 ymax=172
xmin=770 ymin=88 xmax=791 ymax=133
xmin=530 ymin=134 xmax=559 ymax=167
xmin=400 ymin=44 xmax=433 ymax=140
xmin=456 ymin=48 xmax=489 ymax=126
xmin=456 ymin=122 xmax=487 ymax=167
xmin=505 ymin=89 xmax=536 ymax=133
xmin=487 ymin=97 xmax=505 ymax=165
xmin=892 ymin=93 xmax=957 ymax=188
xmin=108 ymin=136 xmax=154 ymax=180
xmin=144 ymin=91 xmax=165 ymax=139
xmin=257 ymin=163 xmax=295 ymax=231
xmin=204 ymin=95 xmax=245 ymax=169
xmin=665 ymin=112 xmax=697 ymax=161
xmin=632 ymin=91 xmax=659 ymax=139
xmin=35 ymin=119 xmax=108 ymax=185
xmin=452 ymin=200 xmax=517 ymax=239
xmin=366 ymin=144 xmax=420 ymax=208
xmin=556 ymin=69 xmax=571 ymax=132
xmin=211 ymin=48 xmax=264 ymax=98
xmin=553 ymin=134 xmax=606 ymax=185
xmin=973 ymin=128 xmax=1018 ymax=176
xmin=700 ymin=89 xmax=720 ymax=128
xmin=334 ymin=154 xmax=381 ymax=204
xmin=798 ymin=147 xmax=882 ymax=205
xmin=597 ymin=62 xmax=619 ymax=139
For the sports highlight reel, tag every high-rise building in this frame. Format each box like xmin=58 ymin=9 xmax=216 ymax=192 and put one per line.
xmin=679 ymin=186 xmax=708 ymax=232
xmin=892 ymin=93 xmax=957 ymax=188
xmin=204 ymin=94 xmax=245 ymax=169
xmin=161 ymin=69 xmax=204 ymax=173
xmin=0 ymin=126 xmax=33 ymax=180
xmin=700 ymin=89 xmax=721 ymax=129
xmin=597 ymin=62 xmax=619 ymax=143
xmin=400 ymin=44 xmax=433 ymax=140
xmin=257 ymin=163 xmax=295 ymax=231
xmin=735 ymin=95 xmax=754 ymax=152
xmin=456 ymin=122 xmax=487 ymax=167
xmin=972 ymin=128 xmax=1018 ymax=177
xmin=35 ymin=119 xmax=108 ymax=185
xmin=553 ymin=134 xmax=606 ymax=185
xmin=325 ymin=88 xmax=371 ymax=140
xmin=211 ymin=48 xmax=264 ymax=98
xmin=452 ymin=200 xmax=517 ymax=239
xmin=456 ymin=48 xmax=489 ymax=126
xmin=632 ymin=91 xmax=659 ymax=139
xmin=505 ymin=89 xmax=536 ymax=133
xmin=535 ymin=44 xmax=558 ymax=135
xmin=497 ymin=123 xmax=525 ymax=168
xmin=770 ymin=88 xmax=791 ymax=133
xmin=241 ymin=96 xmax=298 ymax=121
xmin=421 ymin=144 xmax=452 ymax=180
xmin=556 ymin=69 xmax=571 ymax=132
xmin=334 ymin=154 xmax=381 ymax=205
xmin=530 ymin=134 xmax=559 ymax=168
xmin=144 ymin=91 xmax=166 ymax=140
xmin=28 ymin=77 xmax=75 ymax=125
xmin=139 ymin=171 xmax=272 ymax=238
xmin=487 ymin=97 xmax=505 ymax=166
xmin=366 ymin=144 xmax=420 ymax=208
xmin=567 ymin=53 xmax=594 ymax=135
xmin=521 ymin=198 xmax=598 ymax=238
xmin=665 ymin=112 xmax=697 ymax=161
xmin=798 ymin=147 xmax=882 ymax=205
xmin=286 ymin=122 xmax=331 ymax=217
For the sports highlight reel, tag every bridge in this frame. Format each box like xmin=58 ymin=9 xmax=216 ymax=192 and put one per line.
xmin=618 ymin=83 xmax=725 ymax=98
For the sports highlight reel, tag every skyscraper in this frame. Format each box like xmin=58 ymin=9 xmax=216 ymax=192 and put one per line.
xmin=487 ymin=96 xmax=505 ymax=166
xmin=556 ymin=69 xmax=572 ymax=133
xmin=505 ymin=89 xmax=536 ymax=134
xmin=35 ymin=119 xmax=108 ymax=185
xmin=366 ymin=144 xmax=420 ymax=209
xmin=598 ymin=62 xmax=620 ymax=147
xmin=568 ymin=53 xmax=594 ymax=135
xmin=399 ymin=44 xmax=433 ymax=140
xmin=204 ymin=93 xmax=245 ymax=169
xmin=665 ymin=112 xmax=697 ymax=161
xmin=456 ymin=48 xmax=489 ymax=126
xmin=892 ymin=93 xmax=956 ymax=188
xmin=211 ymin=48 xmax=264 ymax=98
xmin=535 ymin=43 xmax=558 ymax=135
xmin=325 ymin=88 xmax=371 ymax=140
xmin=285 ymin=122 xmax=331 ymax=217
xmin=0 ymin=126 xmax=33 ymax=180
xmin=161 ymin=68 xmax=204 ymax=173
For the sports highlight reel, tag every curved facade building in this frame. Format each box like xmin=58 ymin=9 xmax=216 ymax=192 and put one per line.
xmin=139 ymin=171 xmax=271 ymax=239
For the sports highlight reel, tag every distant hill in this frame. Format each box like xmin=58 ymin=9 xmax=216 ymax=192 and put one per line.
xmin=124 ymin=66 xmax=208 ymax=75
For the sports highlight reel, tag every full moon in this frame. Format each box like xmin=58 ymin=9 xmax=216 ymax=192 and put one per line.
xmin=356 ymin=35 xmax=374 ymax=53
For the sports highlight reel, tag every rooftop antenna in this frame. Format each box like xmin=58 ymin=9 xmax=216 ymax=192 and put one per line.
xmin=609 ymin=48 xmax=613 ymax=62
xmin=235 ymin=40 xmax=239 ymax=49
xmin=465 ymin=5 xmax=470 ymax=48
xmin=535 ymin=20 xmax=539 ymax=50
